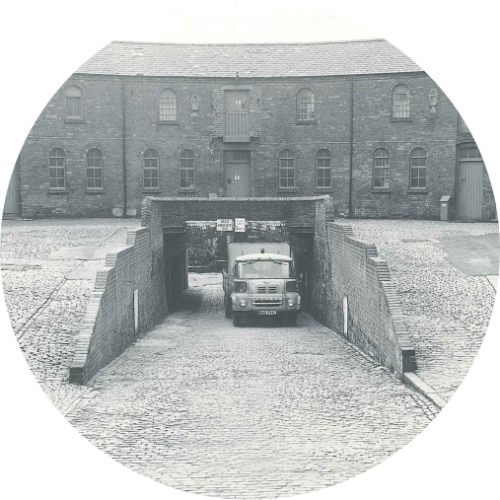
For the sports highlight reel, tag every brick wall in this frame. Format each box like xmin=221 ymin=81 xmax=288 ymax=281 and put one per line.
xmin=69 ymin=225 xmax=167 ymax=384
xmin=17 ymin=73 xmax=495 ymax=220
xmin=309 ymin=221 xmax=415 ymax=376
xmin=140 ymin=195 xmax=333 ymax=228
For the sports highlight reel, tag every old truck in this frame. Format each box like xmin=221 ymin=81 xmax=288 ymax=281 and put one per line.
xmin=222 ymin=242 xmax=301 ymax=326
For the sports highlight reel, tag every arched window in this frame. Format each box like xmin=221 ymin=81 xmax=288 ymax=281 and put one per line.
xmin=410 ymin=148 xmax=427 ymax=189
xmin=86 ymin=149 xmax=103 ymax=190
xmin=316 ymin=149 xmax=332 ymax=189
xmin=392 ymin=84 xmax=410 ymax=119
xmin=279 ymin=150 xmax=295 ymax=189
xmin=143 ymin=149 xmax=159 ymax=189
xmin=180 ymin=150 xmax=195 ymax=189
xmin=296 ymin=89 xmax=315 ymax=121
xmin=373 ymin=148 xmax=390 ymax=189
xmin=159 ymin=89 xmax=177 ymax=121
xmin=65 ymin=86 xmax=83 ymax=119
xmin=49 ymin=148 xmax=66 ymax=190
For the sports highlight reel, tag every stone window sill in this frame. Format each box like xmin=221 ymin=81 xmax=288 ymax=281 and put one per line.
xmin=371 ymin=189 xmax=391 ymax=194
xmin=390 ymin=118 xmax=411 ymax=123
xmin=48 ymin=189 xmax=68 ymax=194
xmin=158 ymin=120 xmax=179 ymax=125
xmin=142 ymin=189 xmax=161 ymax=194
xmin=408 ymin=189 xmax=428 ymax=194
xmin=86 ymin=189 xmax=105 ymax=194
xmin=178 ymin=188 xmax=196 ymax=194
xmin=65 ymin=118 xmax=87 ymax=124
xmin=296 ymin=119 xmax=317 ymax=125
xmin=315 ymin=188 xmax=333 ymax=193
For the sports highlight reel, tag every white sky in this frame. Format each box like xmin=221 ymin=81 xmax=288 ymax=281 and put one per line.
xmin=116 ymin=0 xmax=381 ymax=43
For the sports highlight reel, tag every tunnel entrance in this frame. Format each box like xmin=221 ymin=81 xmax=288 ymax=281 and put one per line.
xmin=162 ymin=219 xmax=314 ymax=313
xmin=141 ymin=195 xmax=333 ymax=315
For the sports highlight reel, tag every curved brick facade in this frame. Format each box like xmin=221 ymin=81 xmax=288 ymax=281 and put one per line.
xmin=14 ymin=41 xmax=496 ymax=221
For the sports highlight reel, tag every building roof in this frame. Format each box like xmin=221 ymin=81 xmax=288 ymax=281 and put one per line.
xmin=76 ymin=39 xmax=423 ymax=78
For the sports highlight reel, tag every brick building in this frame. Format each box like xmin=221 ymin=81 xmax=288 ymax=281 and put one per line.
xmin=4 ymin=39 xmax=495 ymax=220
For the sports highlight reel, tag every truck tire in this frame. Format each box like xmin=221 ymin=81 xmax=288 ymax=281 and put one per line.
xmin=287 ymin=313 xmax=298 ymax=326
xmin=233 ymin=313 xmax=242 ymax=327
xmin=224 ymin=295 xmax=232 ymax=318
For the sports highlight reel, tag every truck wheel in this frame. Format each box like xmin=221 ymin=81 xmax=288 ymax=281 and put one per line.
xmin=233 ymin=313 xmax=242 ymax=327
xmin=224 ymin=295 xmax=232 ymax=318
xmin=287 ymin=313 xmax=298 ymax=326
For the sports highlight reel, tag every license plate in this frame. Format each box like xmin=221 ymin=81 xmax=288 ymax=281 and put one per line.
xmin=258 ymin=311 xmax=277 ymax=316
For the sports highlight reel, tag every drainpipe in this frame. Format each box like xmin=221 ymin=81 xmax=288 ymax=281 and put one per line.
xmin=122 ymin=77 xmax=127 ymax=218
xmin=348 ymin=75 xmax=354 ymax=217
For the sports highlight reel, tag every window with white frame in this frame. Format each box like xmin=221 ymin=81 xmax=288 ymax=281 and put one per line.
xmin=279 ymin=150 xmax=295 ymax=189
xmin=373 ymin=148 xmax=390 ymax=189
xmin=392 ymin=84 xmax=410 ymax=119
xmin=410 ymin=148 xmax=427 ymax=189
xmin=296 ymin=89 xmax=315 ymax=121
xmin=159 ymin=88 xmax=177 ymax=121
xmin=180 ymin=149 xmax=195 ymax=189
xmin=316 ymin=149 xmax=332 ymax=189
xmin=143 ymin=149 xmax=159 ymax=189
xmin=87 ymin=149 xmax=103 ymax=190
xmin=49 ymin=148 xmax=66 ymax=189
xmin=65 ymin=86 xmax=83 ymax=119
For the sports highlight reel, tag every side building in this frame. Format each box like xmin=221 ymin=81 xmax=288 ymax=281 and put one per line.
xmin=5 ymin=39 xmax=496 ymax=220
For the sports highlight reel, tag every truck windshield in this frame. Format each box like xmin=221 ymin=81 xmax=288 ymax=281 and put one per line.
xmin=237 ymin=261 xmax=291 ymax=279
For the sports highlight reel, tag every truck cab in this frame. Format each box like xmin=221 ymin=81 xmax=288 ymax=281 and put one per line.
xmin=223 ymin=243 xmax=301 ymax=326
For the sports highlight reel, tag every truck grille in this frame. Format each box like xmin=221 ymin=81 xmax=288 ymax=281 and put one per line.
xmin=257 ymin=285 xmax=278 ymax=294
xmin=253 ymin=298 xmax=282 ymax=308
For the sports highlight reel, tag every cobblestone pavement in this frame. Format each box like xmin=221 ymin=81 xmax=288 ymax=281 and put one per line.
xmin=1 ymin=219 xmax=140 ymax=412
xmin=344 ymin=220 xmax=499 ymax=403
xmin=66 ymin=274 xmax=436 ymax=499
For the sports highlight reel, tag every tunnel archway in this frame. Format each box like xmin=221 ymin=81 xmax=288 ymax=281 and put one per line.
xmin=145 ymin=195 xmax=334 ymax=314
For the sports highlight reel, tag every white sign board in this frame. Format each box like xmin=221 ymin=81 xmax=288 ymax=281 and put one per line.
xmin=217 ymin=219 xmax=234 ymax=232
xmin=235 ymin=218 xmax=246 ymax=233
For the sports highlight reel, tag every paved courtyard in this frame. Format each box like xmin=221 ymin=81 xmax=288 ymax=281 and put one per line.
xmin=0 ymin=219 xmax=140 ymax=412
xmin=1 ymin=217 xmax=498 ymax=497
xmin=345 ymin=220 xmax=499 ymax=402
xmin=66 ymin=275 xmax=436 ymax=498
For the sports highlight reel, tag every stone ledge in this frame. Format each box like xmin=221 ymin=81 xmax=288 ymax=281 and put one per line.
xmin=403 ymin=372 xmax=446 ymax=409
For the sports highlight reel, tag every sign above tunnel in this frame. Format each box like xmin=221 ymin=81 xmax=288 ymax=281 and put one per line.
xmin=217 ymin=219 xmax=234 ymax=232
xmin=235 ymin=218 xmax=246 ymax=232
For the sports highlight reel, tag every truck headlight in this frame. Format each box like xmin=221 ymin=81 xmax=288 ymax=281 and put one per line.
xmin=287 ymin=299 xmax=295 ymax=307
xmin=239 ymin=299 xmax=247 ymax=308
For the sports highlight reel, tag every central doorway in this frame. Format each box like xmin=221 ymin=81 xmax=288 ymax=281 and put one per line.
xmin=224 ymin=150 xmax=251 ymax=197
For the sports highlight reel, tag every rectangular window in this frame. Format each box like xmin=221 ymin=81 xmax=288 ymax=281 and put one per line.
xmin=66 ymin=97 xmax=82 ymax=118
xmin=279 ymin=159 xmax=295 ymax=189
xmin=180 ymin=162 xmax=195 ymax=188
xmin=316 ymin=157 xmax=331 ymax=189
xmin=144 ymin=168 xmax=159 ymax=189
xmin=160 ymin=95 xmax=177 ymax=121
xmin=393 ymin=94 xmax=410 ymax=118
xmin=49 ymin=157 xmax=65 ymax=189
xmin=373 ymin=156 xmax=390 ymax=189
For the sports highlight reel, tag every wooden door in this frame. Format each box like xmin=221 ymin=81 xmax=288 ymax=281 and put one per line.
xmin=224 ymin=151 xmax=250 ymax=197
xmin=3 ymin=158 xmax=21 ymax=219
xmin=456 ymin=146 xmax=484 ymax=220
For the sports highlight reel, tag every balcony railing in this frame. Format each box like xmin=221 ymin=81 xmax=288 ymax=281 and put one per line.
xmin=224 ymin=111 xmax=250 ymax=141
